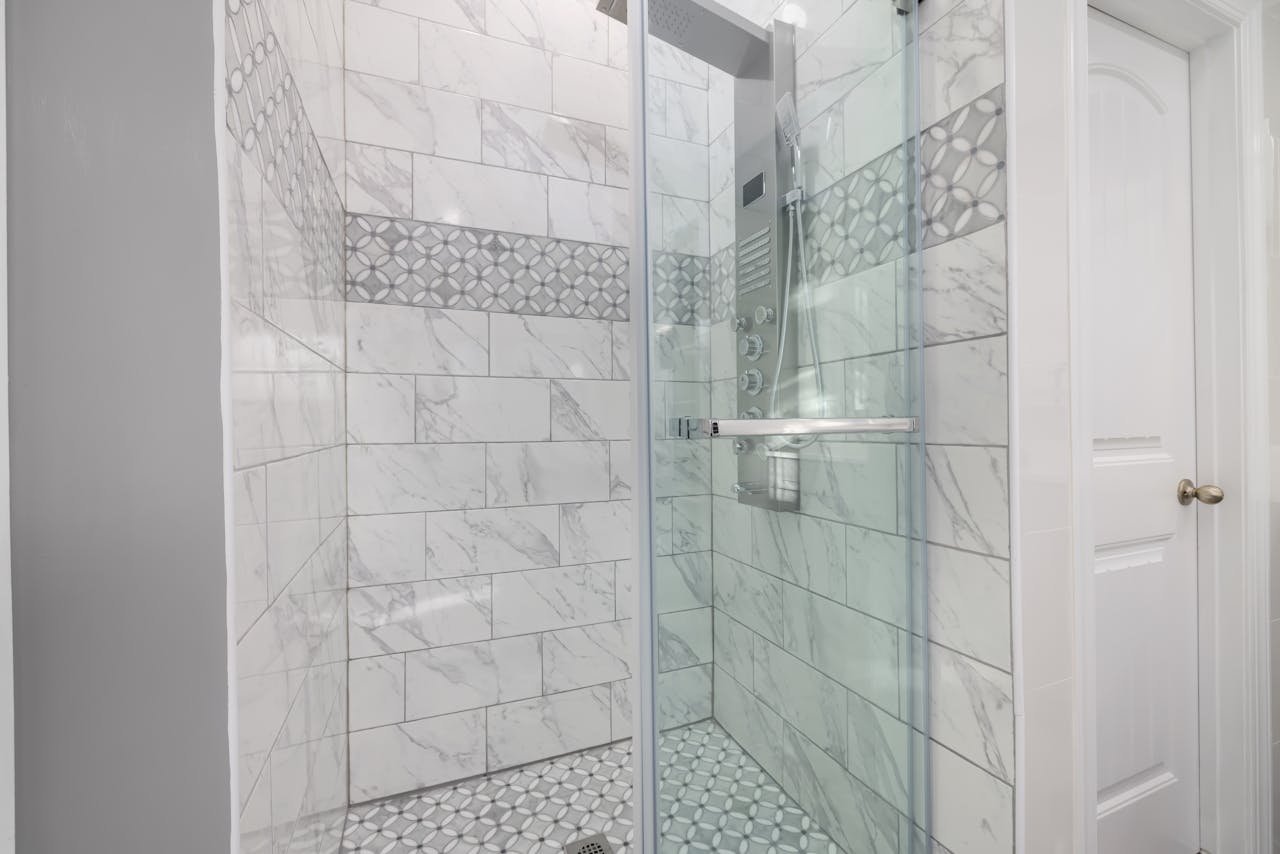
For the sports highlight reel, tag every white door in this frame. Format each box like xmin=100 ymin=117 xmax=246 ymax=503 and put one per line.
xmin=1087 ymin=9 xmax=1201 ymax=854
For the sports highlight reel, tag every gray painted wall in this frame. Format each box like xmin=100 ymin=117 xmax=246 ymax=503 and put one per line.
xmin=7 ymin=0 xmax=231 ymax=851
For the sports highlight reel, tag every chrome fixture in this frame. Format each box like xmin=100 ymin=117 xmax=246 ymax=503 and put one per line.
xmin=594 ymin=0 xmax=769 ymax=77
xmin=671 ymin=416 xmax=920 ymax=440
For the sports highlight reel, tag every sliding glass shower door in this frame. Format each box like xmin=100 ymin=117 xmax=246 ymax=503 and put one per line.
xmin=629 ymin=0 xmax=926 ymax=850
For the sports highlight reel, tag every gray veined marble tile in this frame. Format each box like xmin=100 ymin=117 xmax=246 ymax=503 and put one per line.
xmin=357 ymin=0 xmax=484 ymax=31
xmin=610 ymin=678 xmax=633 ymax=739
xmin=349 ymin=709 xmax=486 ymax=800
xmin=604 ymin=126 xmax=630 ymax=188
xmin=491 ymin=562 xmax=615 ymax=636
xmin=660 ymin=196 xmax=710 ymax=257
xmin=755 ymin=635 xmax=849 ymax=764
xmin=348 ymin=576 xmax=492 ymax=657
xmin=930 ymin=643 xmax=1014 ymax=783
xmin=712 ymin=611 xmax=755 ymax=687
xmin=560 ymin=500 xmax=633 ymax=564
xmin=485 ymin=0 xmax=610 ymax=64
xmin=346 ymin=2 xmax=419 ymax=83
xmin=349 ymin=512 xmax=427 ymax=586
xmin=347 ymin=302 xmax=489 ymax=375
xmin=713 ymin=665 xmax=786 ymax=781
xmin=653 ymin=439 xmax=711 ymax=498
xmin=345 ymin=71 xmax=481 ymax=160
xmin=609 ymin=440 xmax=634 ymax=499
xmin=420 ymin=21 xmax=553 ymax=112
xmin=481 ymin=101 xmax=607 ymax=182
xmin=751 ymin=506 xmax=847 ymax=600
xmin=611 ymin=321 xmax=632 ymax=380
xmin=404 ymin=635 xmax=542 ymax=719
xmin=553 ymin=54 xmax=629 ymax=129
xmin=490 ymin=313 xmax=614 ymax=380
xmin=671 ymin=494 xmax=711 ymax=553
xmin=661 ymin=79 xmax=710 ymax=144
xmin=797 ymin=441 xmax=900 ymax=532
xmin=931 ymin=740 xmax=1013 ymax=854
xmin=803 ymin=260 xmax=900 ymax=363
xmin=647 ymin=38 xmax=709 ymax=88
xmin=550 ymin=380 xmax=631 ymax=441
xmin=548 ymin=178 xmax=630 ymax=246
xmin=924 ymin=444 xmax=1010 ymax=558
xmin=925 ymin=336 xmax=1008 ymax=446
xmin=846 ymin=525 xmax=911 ymax=629
xmin=794 ymin=0 xmax=896 ymax=127
xmin=650 ymin=136 xmax=710 ymax=201
xmin=845 ymin=690 xmax=910 ymax=813
xmin=655 ymin=551 xmax=712 ymax=613
xmin=543 ymin=620 xmax=633 ymax=692
xmin=928 ymin=543 xmax=1011 ymax=671
xmin=415 ymin=376 xmax=552 ymax=443
xmin=349 ymin=655 xmax=406 ymax=730
xmin=921 ymin=222 xmax=1008 ymax=345
xmin=346 ymin=143 xmax=413 ymax=219
xmin=348 ymin=443 xmax=486 ymax=514
xmin=486 ymin=685 xmax=613 ymax=771
xmin=485 ymin=441 xmax=611 ymax=507
xmin=713 ymin=553 xmax=784 ymax=646
xmin=423 ymin=505 xmax=560 ymax=578
xmin=347 ymin=372 xmax=416 ymax=444
xmin=413 ymin=154 xmax=550 ymax=236
xmin=658 ymin=608 xmax=712 ymax=672
xmin=918 ymin=0 xmax=1005 ymax=128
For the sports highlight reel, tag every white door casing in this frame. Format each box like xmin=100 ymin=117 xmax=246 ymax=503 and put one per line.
xmin=1086 ymin=10 xmax=1201 ymax=853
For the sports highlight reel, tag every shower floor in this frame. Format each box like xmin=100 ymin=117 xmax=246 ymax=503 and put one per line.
xmin=340 ymin=720 xmax=840 ymax=854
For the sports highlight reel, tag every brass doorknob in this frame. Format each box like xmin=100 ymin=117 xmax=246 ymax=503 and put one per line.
xmin=1177 ymin=478 xmax=1224 ymax=506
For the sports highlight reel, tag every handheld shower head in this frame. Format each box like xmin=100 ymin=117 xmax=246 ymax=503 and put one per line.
xmin=775 ymin=91 xmax=800 ymax=152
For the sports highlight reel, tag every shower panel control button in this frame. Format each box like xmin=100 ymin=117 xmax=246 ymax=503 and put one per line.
xmin=738 ymin=335 xmax=764 ymax=361
xmin=739 ymin=369 xmax=764 ymax=395
xmin=753 ymin=305 xmax=776 ymax=325
xmin=733 ymin=315 xmax=752 ymax=332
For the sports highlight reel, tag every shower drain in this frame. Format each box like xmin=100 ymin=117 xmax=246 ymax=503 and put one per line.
xmin=564 ymin=833 xmax=614 ymax=854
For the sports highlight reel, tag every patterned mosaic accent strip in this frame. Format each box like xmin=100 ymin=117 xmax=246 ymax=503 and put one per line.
xmin=652 ymin=252 xmax=710 ymax=325
xmin=224 ymin=0 xmax=343 ymax=267
xmin=346 ymin=214 xmax=631 ymax=321
xmin=339 ymin=720 xmax=841 ymax=854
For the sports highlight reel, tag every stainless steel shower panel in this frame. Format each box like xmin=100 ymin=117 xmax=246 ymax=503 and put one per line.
xmin=595 ymin=0 xmax=770 ymax=77
xmin=731 ymin=21 xmax=798 ymax=511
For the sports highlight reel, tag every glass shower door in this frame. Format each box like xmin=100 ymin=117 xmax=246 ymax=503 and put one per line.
xmin=627 ymin=0 xmax=926 ymax=851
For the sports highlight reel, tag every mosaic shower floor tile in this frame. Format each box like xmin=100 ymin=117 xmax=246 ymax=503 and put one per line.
xmin=340 ymin=720 xmax=841 ymax=854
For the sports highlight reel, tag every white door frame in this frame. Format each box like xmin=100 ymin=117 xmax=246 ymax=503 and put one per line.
xmin=1063 ymin=0 xmax=1271 ymax=851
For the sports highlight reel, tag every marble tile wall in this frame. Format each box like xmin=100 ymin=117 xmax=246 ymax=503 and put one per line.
xmin=701 ymin=1 xmax=1013 ymax=853
xmin=225 ymin=1 xmax=348 ymax=853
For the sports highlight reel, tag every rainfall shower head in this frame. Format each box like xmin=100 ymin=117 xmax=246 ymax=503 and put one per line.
xmin=595 ymin=0 xmax=770 ymax=77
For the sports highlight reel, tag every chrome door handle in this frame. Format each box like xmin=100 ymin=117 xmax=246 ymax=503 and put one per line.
xmin=1177 ymin=478 xmax=1224 ymax=506
xmin=671 ymin=416 xmax=919 ymax=439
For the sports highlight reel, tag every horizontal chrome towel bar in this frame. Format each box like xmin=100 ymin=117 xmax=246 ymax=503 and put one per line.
xmin=671 ymin=416 xmax=919 ymax=439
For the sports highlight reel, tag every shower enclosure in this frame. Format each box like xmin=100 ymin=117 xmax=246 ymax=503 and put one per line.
xmin=625 ymin=0 xmax=928 ymax=850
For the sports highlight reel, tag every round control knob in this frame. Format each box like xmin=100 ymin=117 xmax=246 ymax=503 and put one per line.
xmin=733 ymin=315 xmax=752 ymax=333
xmin=754 ymin=305 xmax=777 ymax=325
xmin=739 ymin=369 xmax=764 ymax=396
xmin=738 ymin=334 xmax=765 ymax=361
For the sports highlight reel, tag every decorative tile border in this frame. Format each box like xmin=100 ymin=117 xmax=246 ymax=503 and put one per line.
xmin=652 ymin=252 xmax=709 ymax=325
xmin=225 ymin=0 xmax=343 ymax=256
xmin=346 ymin=214 xmax=631 ymax=321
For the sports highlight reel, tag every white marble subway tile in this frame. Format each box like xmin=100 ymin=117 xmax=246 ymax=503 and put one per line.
xmin=804 ymin=261 xmax=899 ymax=362
xmin=654 ymin=499 xmax=675 ymax=557
xmin=713 ymin=552 xmax=784 ymax=646
xmin=424 ymin=505 xmax=560 ymax=578
xmin=658 ymin=608 xmax=712 ymax=672
xmin=614 ymin=559 xmax=635 ymax=620
xmin=347 ymin=303 xmax=489 ymax=375
xmin=713 ymin=611 xmax=755 ymax=686
xmin=543 ymin=620 xmax=632 ymax=692
xmin=845 ymin=525 xmax=910 ymax=629
xmin=929 ymin=543 xmax=1011 ymax=671
xmin=560 ymin=500 xmax=632 ymax=564
xmin=413 ymin=154 xmax=549 ymax=235
xmin=609 ymin=440 xmax=633 ymax=499
xmin=713 ymin=665 xmax=786 ymax=780
xmin=801 ymin=106 xmax=846 ymax=196
xmin=606 ymin=16 xmax=627 ymax=69
xmin=348 ymin=443 xmax=486 ymax=514
xmin=346 ymin=71 xmax=481 ymax=159
xmin=485 ymin=0 xmax=610 ymax=64
xmin=656 ymin=551 xmax=712 ymax=613
xmin=650 ymin=136 xmax=709 ymax=201
xmin=356 ymin=0 xmax=484 ymax=31
xmin=348 ymin=512 xmax=427 ymax=586
xmin=487 ymin=685 xmax=613 ymax=771
xmin=404 ymin=635 xmax=542 ymax=718
xmin=547 ymin=178 xmax=629 ymax=245
xmin=651 ymin=322 xmax=710 ymax=383
xmin=350 ymin=655 xmax=406 ymax=730
xmin=349 ymin=576 xmax=492 ymax=657
xmin=485 ymin=441 xmax=611 ymax=506
xmin=924 ymin=444 xmax=1010 ymax=558
xmin=797 ymin=441 xmax=899 ymax=532
xmin=611 ymin=322 xmax=632 ymax=380
xmin=843 ymin=351 xmax=907 ymax=420
xmin=918 ymin=0 xmax=1005 ymax=127
xmin=794 ymin=0 xmax=896 ymax=126
xmin=610 ymin=678 xmax=633 ymax=740
xmin=931 ymin=643 xmax=1014 ymax=783
xmin=931 ymin=740 xmax=1013 ymax=854
xmin=845 ymin=689 xmax=910 ymax=812
xmin=782 ymin=583 xmax=900 ymax=713
xmin=922 ymin=222 xmax=1008 ymax=345
xmin=671 ymin=494 xmax=711 ymax=553
xmin=712 ymin=493 xmax=753 ymax=565
xmin=550 ymin=379 xmax=630 ymax=440
xmin=710 ymin=185 xmax=735 ymax=255
xmin=346 ymin=142 xmax=414 ymax=218
xmin=481 ymin=102 xmax=607 ymax=182
xmin=553 ymin=55 xmax=629 ymax=129
xmin=266 ymin=452 xmax=320 ymax=524
xmin=925 ymin=336 xmax=1008 ymax=446
xmin=653 ymin=438 xmax=711 ymax=498
xmin=647 ymin=39 xmax=709 ymax=88
xmin=707 ymin=69 xmax=733 ymax=140
xmin=658 ymin=664 xmax=713 ymax=729
xmin=840 ymin=53 xmax=906 ymax=172
xmin=781 ymin=724 xmax=900 ymax=854
xmin=346 ymin=2 xmax=419 ymax=82
xmin=419 ymin=20 xmax=552 ymax=110
xmin=604 ymin=126 xmax=629 ymax=188
xmin=708 ymin=127 xmax=733 ymax=202
xmin=662 ymin=79 xmax=709 ymax=144
xmin=751 ymin=506 xmax=846 ymax=600
xmin=491 ymin=562 xmax=615 ymax=635
xmin=347 ymin=372 xmax=416 ymax=444
xmin=490 ymin=314 xmax=614 ymax=379
xmin=349 ymin=709 xmax=486 ymax=800
xmin=755 ymin=635 xmax=849 ymax=763
xmin=415 ymin=376 xmax=551 ymax=443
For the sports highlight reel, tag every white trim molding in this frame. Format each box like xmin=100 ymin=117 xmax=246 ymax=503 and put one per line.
xmin=1007 ymin=0 xmax=1271 ymax=851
